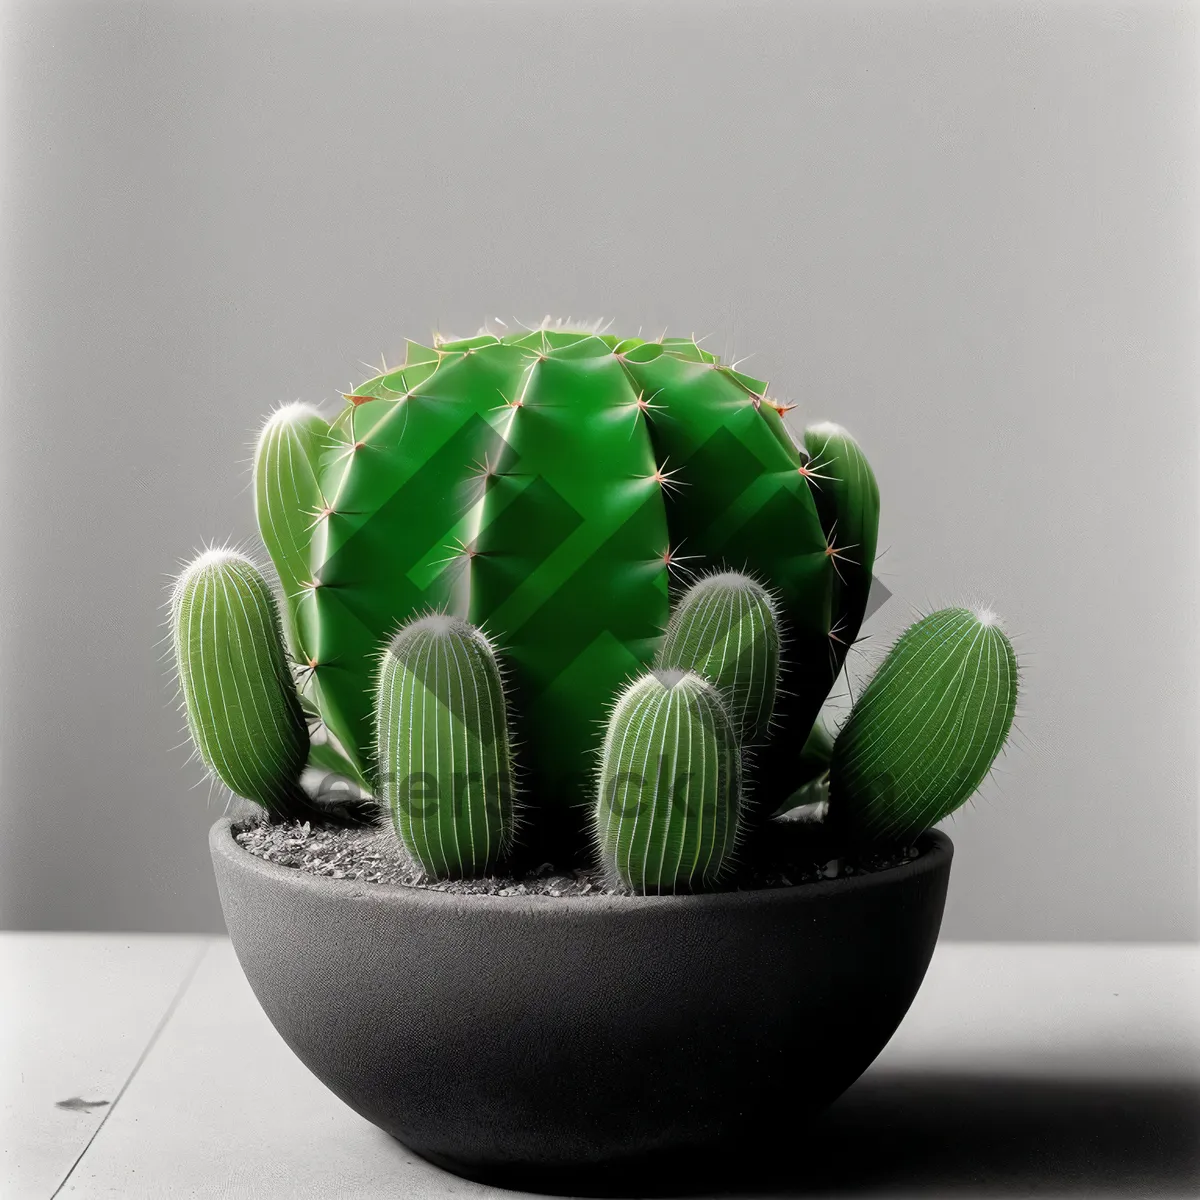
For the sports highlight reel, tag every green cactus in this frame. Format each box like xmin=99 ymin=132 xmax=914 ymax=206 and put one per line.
xmin=802 ymin=422 xmax=880 ymax=668
xmin=595 ymin=668 xmax=742 ymax=894
xmin=170 ymin=317 xmax=1026 ymax=891
xmin=170 ymin=548 xmax=311 ymax=817
xmin=253 ymin=323 xmax=856 ymax=857
xmin=829 ymin=607 xmax=1018 ymax=842
xmin=655 ymin=570 xmax=780 ymax=746
xmin=376 ymin=613 xmax=516 ymax=878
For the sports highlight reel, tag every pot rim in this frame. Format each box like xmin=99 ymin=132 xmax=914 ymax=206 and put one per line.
xmin=210 ymin=817 xmax=952 ymax=916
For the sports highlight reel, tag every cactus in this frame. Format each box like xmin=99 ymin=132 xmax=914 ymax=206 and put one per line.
xmin=828 ymin=607 xmax=1018 ymax=842
xmin=376 ymin=613 xmax=516 ymax=878
xmin=170 ymin=317 xmax=1025 ymax=890
xmin=595 ymin=668 xmax=741 ymax=894
xmin=170 ymin=548 xmax=311 ymax=817
xmin=655 ymin=570 xmax=780 ymax=746
xmin=252 ymin=324 xmax=860 ymax=856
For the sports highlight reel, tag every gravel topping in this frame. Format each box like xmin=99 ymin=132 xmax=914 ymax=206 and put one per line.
xmin=235 ymin=819 xmax=922 ymax=896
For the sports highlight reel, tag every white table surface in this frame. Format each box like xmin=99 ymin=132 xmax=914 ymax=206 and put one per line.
xmin=2 ymin=936 xmax=1197 ymax=1199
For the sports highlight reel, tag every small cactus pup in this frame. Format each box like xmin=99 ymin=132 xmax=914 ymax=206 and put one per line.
xmin=828 ymin=607 xmax=1019 ymax=844
xmin=170 ymin=548 xmax=312 ymax=818
xmin=594 ymin=669 xmax=742 ymax=894
xmin=654 ymin=570 xmax=781 ymax=747
xmin=253 ymin=402 xmax=366 ymax=789
xmin=376 ymin=613 xmax=516 ymax=879
xmin=801 ymin=422 xmax=880 ymax=664
xmin=253 ymin=401 xmax=330 ymax=661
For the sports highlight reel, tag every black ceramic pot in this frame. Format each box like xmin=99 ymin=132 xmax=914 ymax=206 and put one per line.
xmin=211 ymin=818 xmax=952 ymax=1196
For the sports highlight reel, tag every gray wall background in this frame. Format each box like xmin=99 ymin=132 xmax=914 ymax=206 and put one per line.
xmin=1 ymin=0 xmax=1195 ymax=939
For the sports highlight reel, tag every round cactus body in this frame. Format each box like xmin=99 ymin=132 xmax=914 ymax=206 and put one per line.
xmin=829 ymin=607 xmax=1018 ymax=842
xmin=256 ymin=324 xmax=855 ymax=857
xmin=595 ymin=668 xmax=742 ymax=893
xmin=170 ymin=549 xmax=310 ymax=816
xmin=376 ymin=613 xmax=515 ymax=878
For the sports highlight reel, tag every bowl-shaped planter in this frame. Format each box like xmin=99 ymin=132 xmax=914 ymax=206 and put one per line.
xmin=211 ymin=818 xmax=952 ymax=1195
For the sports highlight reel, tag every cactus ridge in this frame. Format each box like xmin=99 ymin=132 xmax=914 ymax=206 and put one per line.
xmin=376 ymin=612 xmax=516 ymax=878
xmin=171 ymin=548 xmax=310 ymax=816
xmin=595 ymin=669 xmax=741 ymax=894
xmin=655 ymin=570 xmax=781 ymax=746
xmin=830 ymin=607 xmax=1018 ymax=841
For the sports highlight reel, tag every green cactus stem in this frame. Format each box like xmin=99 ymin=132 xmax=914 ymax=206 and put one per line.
xmin=594 ymin=668 xmax=742 ymax=894
xmin=655 ymin=570 xmax=781 ymax=746
xmin=376 ymin=613 xmax=516 ymax=878
xmin=829 ymin=607 xmax=1018 ymax=842
xmin=171 ymin=548 xmax=311 ymax=817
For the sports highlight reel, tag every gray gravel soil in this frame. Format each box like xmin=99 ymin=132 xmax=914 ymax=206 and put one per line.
xmin=235 ymin=818 xmax=922 ymax=896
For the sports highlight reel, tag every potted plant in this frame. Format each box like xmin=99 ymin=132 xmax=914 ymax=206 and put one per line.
xmin=172 ymin=319 xmax=1018 ymax=1195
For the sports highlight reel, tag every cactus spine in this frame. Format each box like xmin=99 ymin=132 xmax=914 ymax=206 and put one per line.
xmin=595 ymin=669 xmax=741 ymax=894
xmin=829 ymin=607 xmax=1018 ymax=841
xmin=376 ymin=613 xmax=515 ymax=878
xmin=171 ymin=549 xmax=310 ymax=816
xmin=655 ymin=571 xmax=780 ymax=745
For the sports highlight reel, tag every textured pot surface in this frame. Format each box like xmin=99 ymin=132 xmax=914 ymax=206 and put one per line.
xmin=211 ymin=818 xmax=952 ymax=1195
